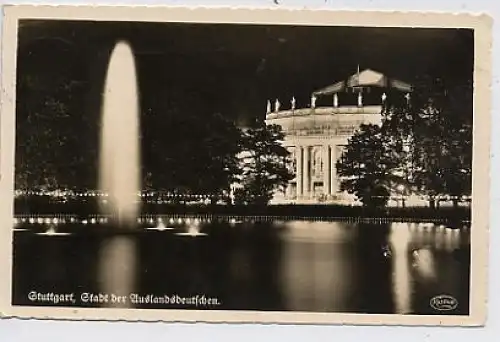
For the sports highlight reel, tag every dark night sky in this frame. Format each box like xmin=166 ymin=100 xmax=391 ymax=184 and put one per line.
xmin=16 ymin=20 xmax=474 ymax=127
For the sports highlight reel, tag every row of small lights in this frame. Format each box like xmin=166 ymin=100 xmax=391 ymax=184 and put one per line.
xmin=14 ymin=190 xmax=471 ymax=201
xmin=14 ymin=190 xmax=227 ymax=199
xmin=12 ymin=216 xmax=469 ymax=230
xmin=340 ymin=195 xmax=471 ymax=201
xmin=13 ymin=216 xmax=224 ymax=226
xmin=410 ymin=222 xmax=468 ymax=231
xmin=14 ymin=217 xmax=107 ymax=225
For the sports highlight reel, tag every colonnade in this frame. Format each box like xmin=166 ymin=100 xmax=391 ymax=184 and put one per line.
xmin=287 ymin=144 xmax=340 ymax=199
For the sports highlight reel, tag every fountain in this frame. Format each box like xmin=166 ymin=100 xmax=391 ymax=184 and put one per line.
xmin=36 ymin=224 xmax=71 ymax=236
xmin=175 ymin=223 xmax=207 ymax=237
xmin=96 ymin=40 xmax=140 ymax=308
xmin=146 ymin=218 xmax=175 ymax=231
xmin=99 ymin=41 xmax=141 ymax=228
xmin=13 ymin=217 xmax=29 ymax=232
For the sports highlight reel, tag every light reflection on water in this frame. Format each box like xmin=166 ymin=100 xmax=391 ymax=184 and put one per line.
xmin=277 ymin=221 xmax=468 ymax=313
xmin=389 ymin=222 xmax=412 ymax=314
xmin=12 ymin=219 xmax=470 ymax=314
xmin=280 ymin=221 xmax=357 ymax=311
xmin=98 ymin=236 xmax=137 ymax=308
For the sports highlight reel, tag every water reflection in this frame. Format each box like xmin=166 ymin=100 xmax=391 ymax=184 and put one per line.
xmin=389 ymin=222 xmax=412 ymax=314
xmin=280 ymin=221 xmax=357 ymax=311
xmin=12 ymin=218 xmax=470 ymax=314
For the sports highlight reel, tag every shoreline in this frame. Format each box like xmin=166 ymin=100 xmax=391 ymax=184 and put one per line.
xmin=13 ymin=198 xmax=471 ymax=225
xmin=13 ymin=213 xmax=471 ymax=226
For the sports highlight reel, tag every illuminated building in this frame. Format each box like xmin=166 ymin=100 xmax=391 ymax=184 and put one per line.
xmin=265 ymin=68 xmax=412 ymax=204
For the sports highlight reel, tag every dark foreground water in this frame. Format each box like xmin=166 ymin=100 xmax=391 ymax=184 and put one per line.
xmin=12 ymin=217 xmax=470 ymax=315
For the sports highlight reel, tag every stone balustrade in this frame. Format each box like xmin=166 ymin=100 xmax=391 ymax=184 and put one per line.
xmin=265 ymin=105 xmax=382 ymax=119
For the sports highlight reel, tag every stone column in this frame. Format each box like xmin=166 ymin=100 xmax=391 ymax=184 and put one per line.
xmin=330 ymin=145 xmax=338 ymax=194
xmin=296 ymin=146 xmax=303 ymax=198
xmin=323 ymin=145 xmax=331 ymax=196
xmin=285 ymin=148 xmax=294 ymax=198
xmin=303 ymin=146 xmax=310 ymax=198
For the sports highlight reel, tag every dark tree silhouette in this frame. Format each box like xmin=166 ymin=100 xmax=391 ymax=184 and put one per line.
xmin=143 ymin=102 xmax=243 ymax=203
xmin=235 ymin=120 xmax=294 ymax=205
xmin=336 ymin=123 xmax=402 ymax=208
xmin=382 ymin=76 xmax=473 ymax=208
xmin=338 ymin=76 xmax=472 ymax=209
xmin=15 ymin=41 xmax=95 ymax=191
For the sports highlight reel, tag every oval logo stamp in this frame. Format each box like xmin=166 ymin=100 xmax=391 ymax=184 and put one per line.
xmin=430 ymin=295 xmax=459 ymax=311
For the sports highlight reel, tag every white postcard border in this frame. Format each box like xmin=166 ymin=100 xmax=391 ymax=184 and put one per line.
xmin=0 ymin=5 xmax=492 ymax=326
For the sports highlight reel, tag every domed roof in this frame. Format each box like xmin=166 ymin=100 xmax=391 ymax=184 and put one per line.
xmin=312 ymin=68 xmax=412 ymax=96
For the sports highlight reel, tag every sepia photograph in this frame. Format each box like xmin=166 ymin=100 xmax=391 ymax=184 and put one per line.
xmin=0 ymin=6 xmax=492 ymax=326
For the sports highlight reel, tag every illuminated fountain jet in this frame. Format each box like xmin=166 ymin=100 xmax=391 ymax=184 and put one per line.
xmin=36 ymin=224 xmax=71 ymax=236
xmin=13 ymin=217 xmax=29 ymax=232
xmin=146 ymin=218 xmax=175 ymax=231
xmin=97 ymin=40 xmax=140 ymax=309
xmin=175 ymin=222 xmax=207 ymax=237
xmin=98 ymin=40 xmax=141 ymax=228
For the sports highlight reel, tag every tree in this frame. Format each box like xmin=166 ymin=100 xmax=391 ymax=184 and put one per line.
xmin=336 ymin=123 xmax=402 ymax=208
xmin=196 ymin=112 xmax=243 ymax=203
xmin=143 ymin=105 xmax=243 ymax=204
xmin=382 ymin=77 xmax=472 ymax=208
xmin=15 ymin=42 xmax=95 ymax=192
xmin=235 ymin=120 xmax=294 ymax=205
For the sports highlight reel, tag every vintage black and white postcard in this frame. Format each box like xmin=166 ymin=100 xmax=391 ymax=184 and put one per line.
xmin=0 ymin=5 xmax=492 ymax=326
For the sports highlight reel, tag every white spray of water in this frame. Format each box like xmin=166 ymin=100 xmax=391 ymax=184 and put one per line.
xmin=99 ymin=41 xmax=141 ymax=226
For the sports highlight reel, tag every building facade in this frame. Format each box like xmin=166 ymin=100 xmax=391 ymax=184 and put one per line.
xmin=265 ymin=69 xmax=412 ymax=204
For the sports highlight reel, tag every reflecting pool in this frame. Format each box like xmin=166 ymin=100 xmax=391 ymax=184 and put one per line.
xmin=12 ymin=217 xmax=470 ymax=314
